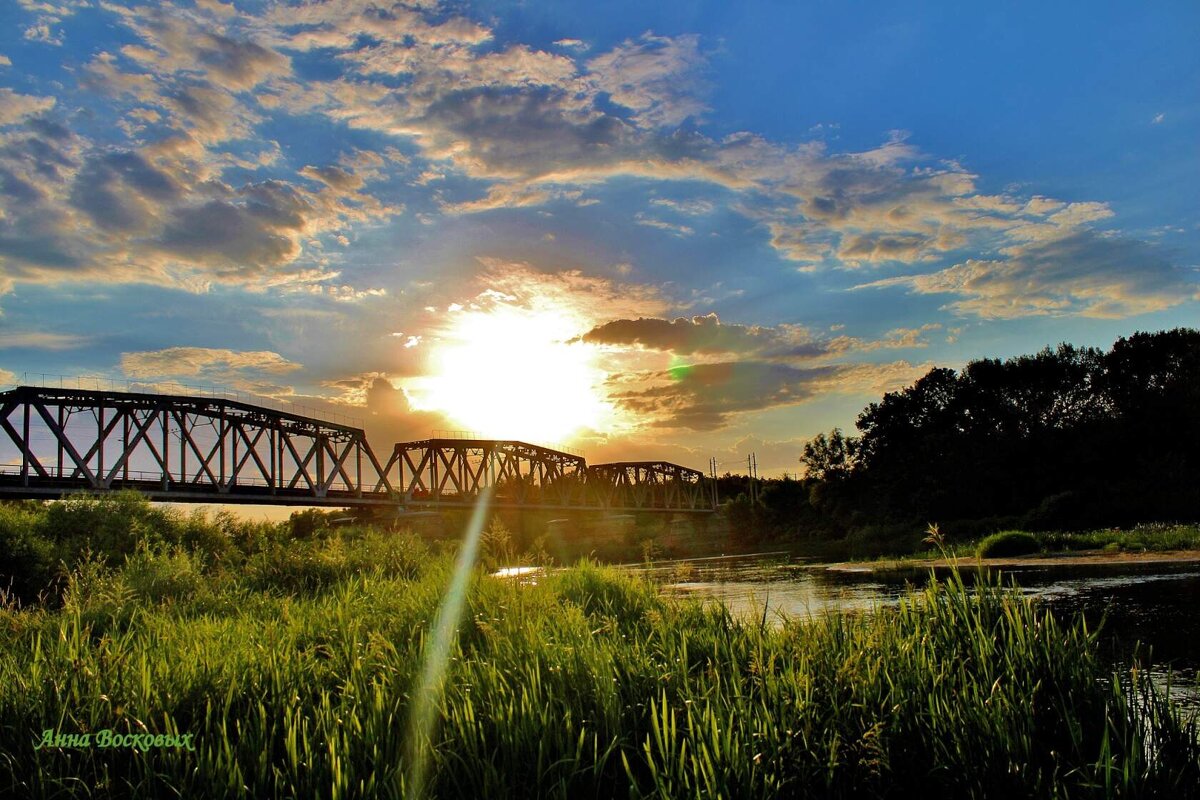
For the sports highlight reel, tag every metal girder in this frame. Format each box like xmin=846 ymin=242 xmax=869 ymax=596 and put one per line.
xmin=585 ymin=461 xmax=710 ymax=511
xmin=0 ymin=386 xmax=715 ymax=512
xmin=0 ymin=386 xmax=393 ymax=505
xmin=388 ymin=438 xmax=590 ymax=508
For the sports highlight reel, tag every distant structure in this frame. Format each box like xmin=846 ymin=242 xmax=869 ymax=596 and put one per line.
xmin=0 ymin=385 xmax=712 ymax=512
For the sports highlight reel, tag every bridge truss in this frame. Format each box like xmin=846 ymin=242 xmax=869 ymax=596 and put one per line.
xmin=0 ymin=385 xmax=391 ymax=506
xmin=0 ymin=386 xmax=713 ymax=512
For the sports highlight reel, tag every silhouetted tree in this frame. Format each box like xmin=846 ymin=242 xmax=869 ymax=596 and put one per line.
xmin=799 ymin=428 xmax=859 ymax=481
xmin=780 ymin=328 xmax=1200 ymax=539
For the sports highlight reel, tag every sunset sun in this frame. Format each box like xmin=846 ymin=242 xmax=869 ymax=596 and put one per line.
xmin=409 ymin=305 xmax=614 ymax=444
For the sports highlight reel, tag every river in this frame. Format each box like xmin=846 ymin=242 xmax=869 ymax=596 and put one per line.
xmin=637 ymin=552 xmax=1200 ymax=710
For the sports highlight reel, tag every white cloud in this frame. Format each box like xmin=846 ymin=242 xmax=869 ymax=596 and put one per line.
xmin=857 ymin=230 xmax=1197 ymax=319
xmin=119 ymin=347 xmax=302 ymax=379
xmin=0 ymin=88 xmax=55 ymax=126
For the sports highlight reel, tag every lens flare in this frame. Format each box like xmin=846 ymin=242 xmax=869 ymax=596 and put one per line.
xmin=403 ymin=486 xmax=494 ymax=798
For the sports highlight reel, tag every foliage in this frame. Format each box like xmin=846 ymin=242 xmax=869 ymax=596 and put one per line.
xmin=976 ymin=530 xmax=1040 ymax=558
xmin=799 ymin=427 xmax=858 ymax=481
xmin=0 ymin=551 xmax=1197 ymax=798
xmin=773 ymin=328 xmax=1200 ymax=553
xmin=0 ymin=492 xmax=426 ymax=606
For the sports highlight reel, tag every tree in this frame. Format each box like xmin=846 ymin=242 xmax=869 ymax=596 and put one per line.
xmin=800 ymin=428 xmax=859 ymax=481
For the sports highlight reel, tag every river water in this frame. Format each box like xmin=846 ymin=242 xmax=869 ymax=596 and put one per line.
xmin=635 ymin=552 xmax=1200 ymax=709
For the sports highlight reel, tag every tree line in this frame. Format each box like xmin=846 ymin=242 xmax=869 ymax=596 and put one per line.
xmin=732 ymin=328 xmax=1200 ymax=545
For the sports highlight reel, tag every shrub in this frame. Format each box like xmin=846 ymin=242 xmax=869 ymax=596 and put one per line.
xmin=845 ymin=522 xmax=924 ymax=557
xmin=977 ymin=530 xmax=1040 ymax=558
xmin=0 ymin=503 xmax=58 ymax=604
xmin=121 ymin=546 xmax=207 ymax=605
xmin=42 ymin=491 xmax=175 ymax=564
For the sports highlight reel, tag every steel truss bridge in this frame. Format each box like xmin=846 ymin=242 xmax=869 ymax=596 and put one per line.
xmin=0 ymin=386 xmax=713 ymax=512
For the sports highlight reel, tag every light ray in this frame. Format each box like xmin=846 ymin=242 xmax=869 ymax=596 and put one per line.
xmin=403 ymin=486 xmax=494 ymax=798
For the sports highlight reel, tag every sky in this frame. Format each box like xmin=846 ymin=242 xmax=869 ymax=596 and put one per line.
xmin=0 ymin=0 xmax=1197 ymax=478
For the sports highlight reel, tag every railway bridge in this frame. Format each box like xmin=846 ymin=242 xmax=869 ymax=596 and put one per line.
xmin=0 ymin=385 xmax=714 ymax=513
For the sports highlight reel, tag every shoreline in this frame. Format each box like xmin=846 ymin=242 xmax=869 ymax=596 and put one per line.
xmin=819 ymin=548 xmax=1200 ymax=573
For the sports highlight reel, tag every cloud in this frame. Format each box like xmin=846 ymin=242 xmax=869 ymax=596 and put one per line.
xmin=0 ymin=331 xmax=86 ymax=350
xmin=0 ymin=55 xmax=11 ymax=67
xmin=2 ymin=0 xmax=1190 ymax=333
xmin=579 ymin=312 xmax=940 ymax=429
xmin=634 ymin=213 xmax=693 ymax=236
xmin=108 ymin=3 xmax=290 ymax=91
xmin=471 ymin=258 xmax=671 ymax=322
xmin=585 ymin=33 xmax=708 ymax=128
xmin=321 ymin=372 xmax=446 ymax=442
xmin=650 ymin=197 xmax=714 ymax=215
xmin=0 ymin=115 xmax=400 ymax=293
xmin=580 ymin=314 xmax=828 ymax=360
xmin=858 ymin=230 xmax=1198 ymax=319
xmin=610 ymin=358 xmax=929 ymax=430
xmin=0 ymin=89 xmax=55 ymax=126
xmin=119 ymin=347 xmax=302 ymax=381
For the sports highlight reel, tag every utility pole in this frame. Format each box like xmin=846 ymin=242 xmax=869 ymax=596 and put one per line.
xmin=709 ymin=457 xmax=720 ymax=507
xmin=747 ymin=452 xmax=759 ymax=505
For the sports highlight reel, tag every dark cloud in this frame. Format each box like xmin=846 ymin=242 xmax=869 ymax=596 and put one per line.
xmin=610 ymin=358 xmax=931 ymax=430
xmin=613 ymin=361 xmax=835 ymax=430
xmin=70 ymin=150 xmax=182 ymax=233
xmin=581 ymin=314 xmax=827 ymax=360
xmin=418 ymin=86 xmax=634 ymax=177
xmin=299 ymin=165 xmax=363 ymax=191
xmin=193 ymin=31 xmax=289 ymax=90
xmin=157 ymin=197 xmax=301 ymax=270
xmin=838 ymin=232 xmax=933 ymax=263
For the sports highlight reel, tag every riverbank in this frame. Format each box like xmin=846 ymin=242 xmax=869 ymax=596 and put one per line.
xmin=823 ymin=547 xmax=1200 ymax=574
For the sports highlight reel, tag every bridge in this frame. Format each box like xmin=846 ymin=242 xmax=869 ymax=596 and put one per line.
xmin=0 ymin=385 xmax=714 ymax=512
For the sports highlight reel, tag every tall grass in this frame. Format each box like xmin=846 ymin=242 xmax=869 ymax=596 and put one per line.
xmin=0 ymin=545 xmax=1197 ymax=797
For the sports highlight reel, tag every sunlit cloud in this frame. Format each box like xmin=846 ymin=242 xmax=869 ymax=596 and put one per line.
xmin=858 ymin=230 xmax=1198 ymax=319
xmin=3 ymin=0 xmax=1195 ymax=468
xmin=119 ymin=347 xmax=302 ymax=396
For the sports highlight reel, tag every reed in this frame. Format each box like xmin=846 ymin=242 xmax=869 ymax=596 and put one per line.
xmin=0 ymin=514 xmax=1197 ymax=797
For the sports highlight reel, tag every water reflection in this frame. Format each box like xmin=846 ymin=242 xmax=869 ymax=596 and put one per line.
xmin=633 ymin=551 xmax=1200 ymax=708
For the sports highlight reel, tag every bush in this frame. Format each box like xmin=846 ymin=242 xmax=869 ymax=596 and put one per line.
xmin=121 ymin=546 xmax=207 ymax=605
xmin=42 ymin=491 xmax=176 ymax=564
xmin=977 ymin=530 xmax=1040 ymax=558
xmin=845 ymin=522 xmax=924 ymax=557
xmin=0 ymin=503 xmax=58 ymax=604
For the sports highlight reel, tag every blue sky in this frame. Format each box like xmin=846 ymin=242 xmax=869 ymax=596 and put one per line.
xmin=0 ymin=0 xmax=1197 ymax=475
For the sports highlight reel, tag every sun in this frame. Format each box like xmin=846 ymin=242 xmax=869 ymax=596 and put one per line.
xmin=408 ymin=304 xmax=615 ymax=444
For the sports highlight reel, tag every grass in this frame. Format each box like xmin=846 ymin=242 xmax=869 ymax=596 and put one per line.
xmin=0 ymin=495 xmax=1198 ymax=797
xmin=835 ymin=523 xmax=1200 ymax=566
xmin=976 ymin=530 xmax=1040 ymax=559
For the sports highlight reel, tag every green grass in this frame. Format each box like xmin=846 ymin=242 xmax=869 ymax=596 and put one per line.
xmin=1 ymin=495 xmax=1199 ymax=797
xmin=0 ymin=555 xmax=1196 ymax=795
xmin=976 ymin=531 xmax=1040 ymax=559
xmin=837 ymin=523 xmax=1200 ymax=565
